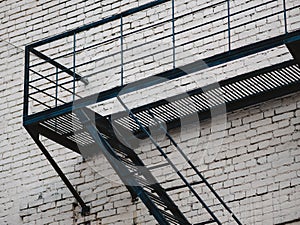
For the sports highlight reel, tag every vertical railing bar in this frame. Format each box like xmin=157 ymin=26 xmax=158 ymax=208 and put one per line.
xmin=55 ymin=66 xmax=58 ymax=132
xmin=24 ymin=46 xmax=30 ymax=118
xmin=227 ymin=0 xmax=231 ymax=51
xmin=120 ymin=16 xmax=124 ymax=86
xmin=172 ymin=0 xmax=176 ymax=68
xmin=283 ymin=0 xmax=288 ymax=34
xmin=73 ymin=32 xmax=76 ymax=101
xmin=55 ymin=67 xmax=58 ymax=108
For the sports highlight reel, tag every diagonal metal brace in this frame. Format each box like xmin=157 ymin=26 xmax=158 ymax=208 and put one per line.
xmin=30 ymin=48 xmax=89 ymax=85
xmin=25 ymin=125 xmax=90 ymax=216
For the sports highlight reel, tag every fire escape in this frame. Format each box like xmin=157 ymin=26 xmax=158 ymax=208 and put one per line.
xmin=23 ymin=0 xmax=300 ymax=224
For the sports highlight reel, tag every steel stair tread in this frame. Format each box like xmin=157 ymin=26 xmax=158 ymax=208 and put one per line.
xmin=194 ymin=219 xmax=216 ymax=225
xmin=165 ymin=180 xmax=204 ymax=192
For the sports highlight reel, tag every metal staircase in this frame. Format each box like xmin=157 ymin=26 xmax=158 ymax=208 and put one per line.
xmin=75 ymin=107 xmax=193 ymax=225
xmin=27 ymin=103 xmax=242 ymax=224
xmin=23 ymin=0 xmax=300 ymax=223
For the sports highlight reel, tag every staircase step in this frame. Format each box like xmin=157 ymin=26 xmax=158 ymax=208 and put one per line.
xmin=113 ymin=147 xmax=129 ymax=157
xmin=194 ymin=219 xmax=216 ymax=225
xmin=75 ymin=107 xmax=241 ymax=225
xmin=165 ymin=180 xmax=204 ymax=192
xmin=144 ymin=191 xmax=168 ymax=209
xmin=118 ymin=157 xmax=135 ymax=166
xmin=158 ymin=209 xmax=188 ymax=225
xmin=147 ymin=162 xmax=170 ymax=170
xmin=133 ymin=175 xmax=154 ymax=189
xmin=126 ymin=163 xmax=170 ymax=177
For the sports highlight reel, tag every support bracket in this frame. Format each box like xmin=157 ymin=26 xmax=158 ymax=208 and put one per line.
xmin=25 ymin=125 xmax=90 ymax=216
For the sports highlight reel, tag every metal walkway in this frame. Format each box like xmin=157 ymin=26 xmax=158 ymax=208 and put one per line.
xmin=112 ymin=59 xmax=300 ymax=138
xmin=23 ymin=0 xmax=300 ymax=223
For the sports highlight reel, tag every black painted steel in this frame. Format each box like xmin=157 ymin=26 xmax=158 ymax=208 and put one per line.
xmin=25 ymin=126 xmax=90 ymax=216
xmin=147 ymin=109 xmax=242 ymax=224
xmin=23 ymin=30 xmax=300 ymax=125
xmin=23 ymin=51 xmax=300 ymax=225
xmin=287 ymin=39 xmax=300 ymax=64
xmin=23 ymin=46 xmax=30 ymax=119
xmin=23 ymin=0 xmax=300 ymax=223
xmin=75 ymin=108 xmax=183 ymax=225
xmin=117 ymin=96 xmax=221 ymax=225
xmin=111 ymin=60 xmax=300 ymax=137
xmin=30 ymin=48 xmax=88 ymax=85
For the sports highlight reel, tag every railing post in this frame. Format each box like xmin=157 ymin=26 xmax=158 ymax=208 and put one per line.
xmin=120 ymin=16 xmax=124 ymax=86
xmin=23 ymin=46 xmax=30 ymax=119
xmin=73 ymin=32 xmax=76 ymax=101
xmin=172 ymin=0 xmax=176 ymax=68
xmin=227 ymin=0 xmax=231 ymax=51
xmin=55 ymin=67 xmax=58 ymax=108
xmin=283 ymin=0 xmax=288 ymax=34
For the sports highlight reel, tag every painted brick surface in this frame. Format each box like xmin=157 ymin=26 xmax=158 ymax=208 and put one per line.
xmin=0 ymin=0 xmax=300 ymax=224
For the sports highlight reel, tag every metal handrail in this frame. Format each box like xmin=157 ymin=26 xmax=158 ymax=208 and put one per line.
xmin=28 ymin=0 xmax=228 ymax=69
xmin=117 ymin=96 xmax=222 ymax=225
xmin=24 ymin=0 xmax=296 ymax=118
xmin=147 ymin=108 xmax=242 ymax=224
xmin=28 ymin=3 xmax=298 ymax=82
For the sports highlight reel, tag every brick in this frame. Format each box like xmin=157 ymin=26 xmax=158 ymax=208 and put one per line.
xmin=272 ymin=112 xmax=294 ymax=122
xmin=251 ymin=118 xmax=272 ymax=129
xmin=273 ymin=126 xmax=295 ymax=138
xmin=230 ymin=139 xmax=251 ymax=149
xmin=243 ymin=113 xmax=264 ymax=124
xmin=272 ymin=156 xmax=294 ymax=168
xmin=251 ymin=132 xmax=273 ymax=144
xmin=229 ymin=124 xmax=250 ymax=135
xmin=275 ymin=103 xmax=297 ymax=114
xmin=257 ymin=123 xmax=278 ymax=134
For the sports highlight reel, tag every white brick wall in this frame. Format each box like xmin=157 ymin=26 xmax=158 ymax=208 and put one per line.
xmin=0 ymin=0 xmax=300 ymax=224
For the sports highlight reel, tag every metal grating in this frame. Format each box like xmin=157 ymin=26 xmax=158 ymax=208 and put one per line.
xmin=39 ymin=111 xmax=113 ymax=148
xmin=112 ymin=60 xmax=300 ymax=132
xmin=34 ymin=60 xmax=300 ymax=147
xmin=40 ymin=112 xmax=95 ymax=147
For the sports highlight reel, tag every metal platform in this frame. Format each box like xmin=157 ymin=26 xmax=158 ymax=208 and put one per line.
xmin=27 ymin=59 xmax=300 ymax=150
xmin=112 ymin=59 xmax=300 ymax=138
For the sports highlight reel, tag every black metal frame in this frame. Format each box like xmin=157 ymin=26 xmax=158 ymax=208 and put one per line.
xmin=117 ymin=96 xmax=242 ymax=224
xmin=24 ymin=125 xmax=90 ymax=216
xmin=24 ymin=56 xmax=300 ymax=220
xmin=113 ymin=59 xmax=300 ymax=138
xmin=23 ymin=0 xmax=300 ymax=222
xmin=74 ymin=108 xmax=189 ymax=225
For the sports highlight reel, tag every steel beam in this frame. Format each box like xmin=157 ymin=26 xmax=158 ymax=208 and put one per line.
xmin=25 ymin=126 xmax=90 ymax=216
xmin=27 ymin=0 xmax=169 ymax=49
